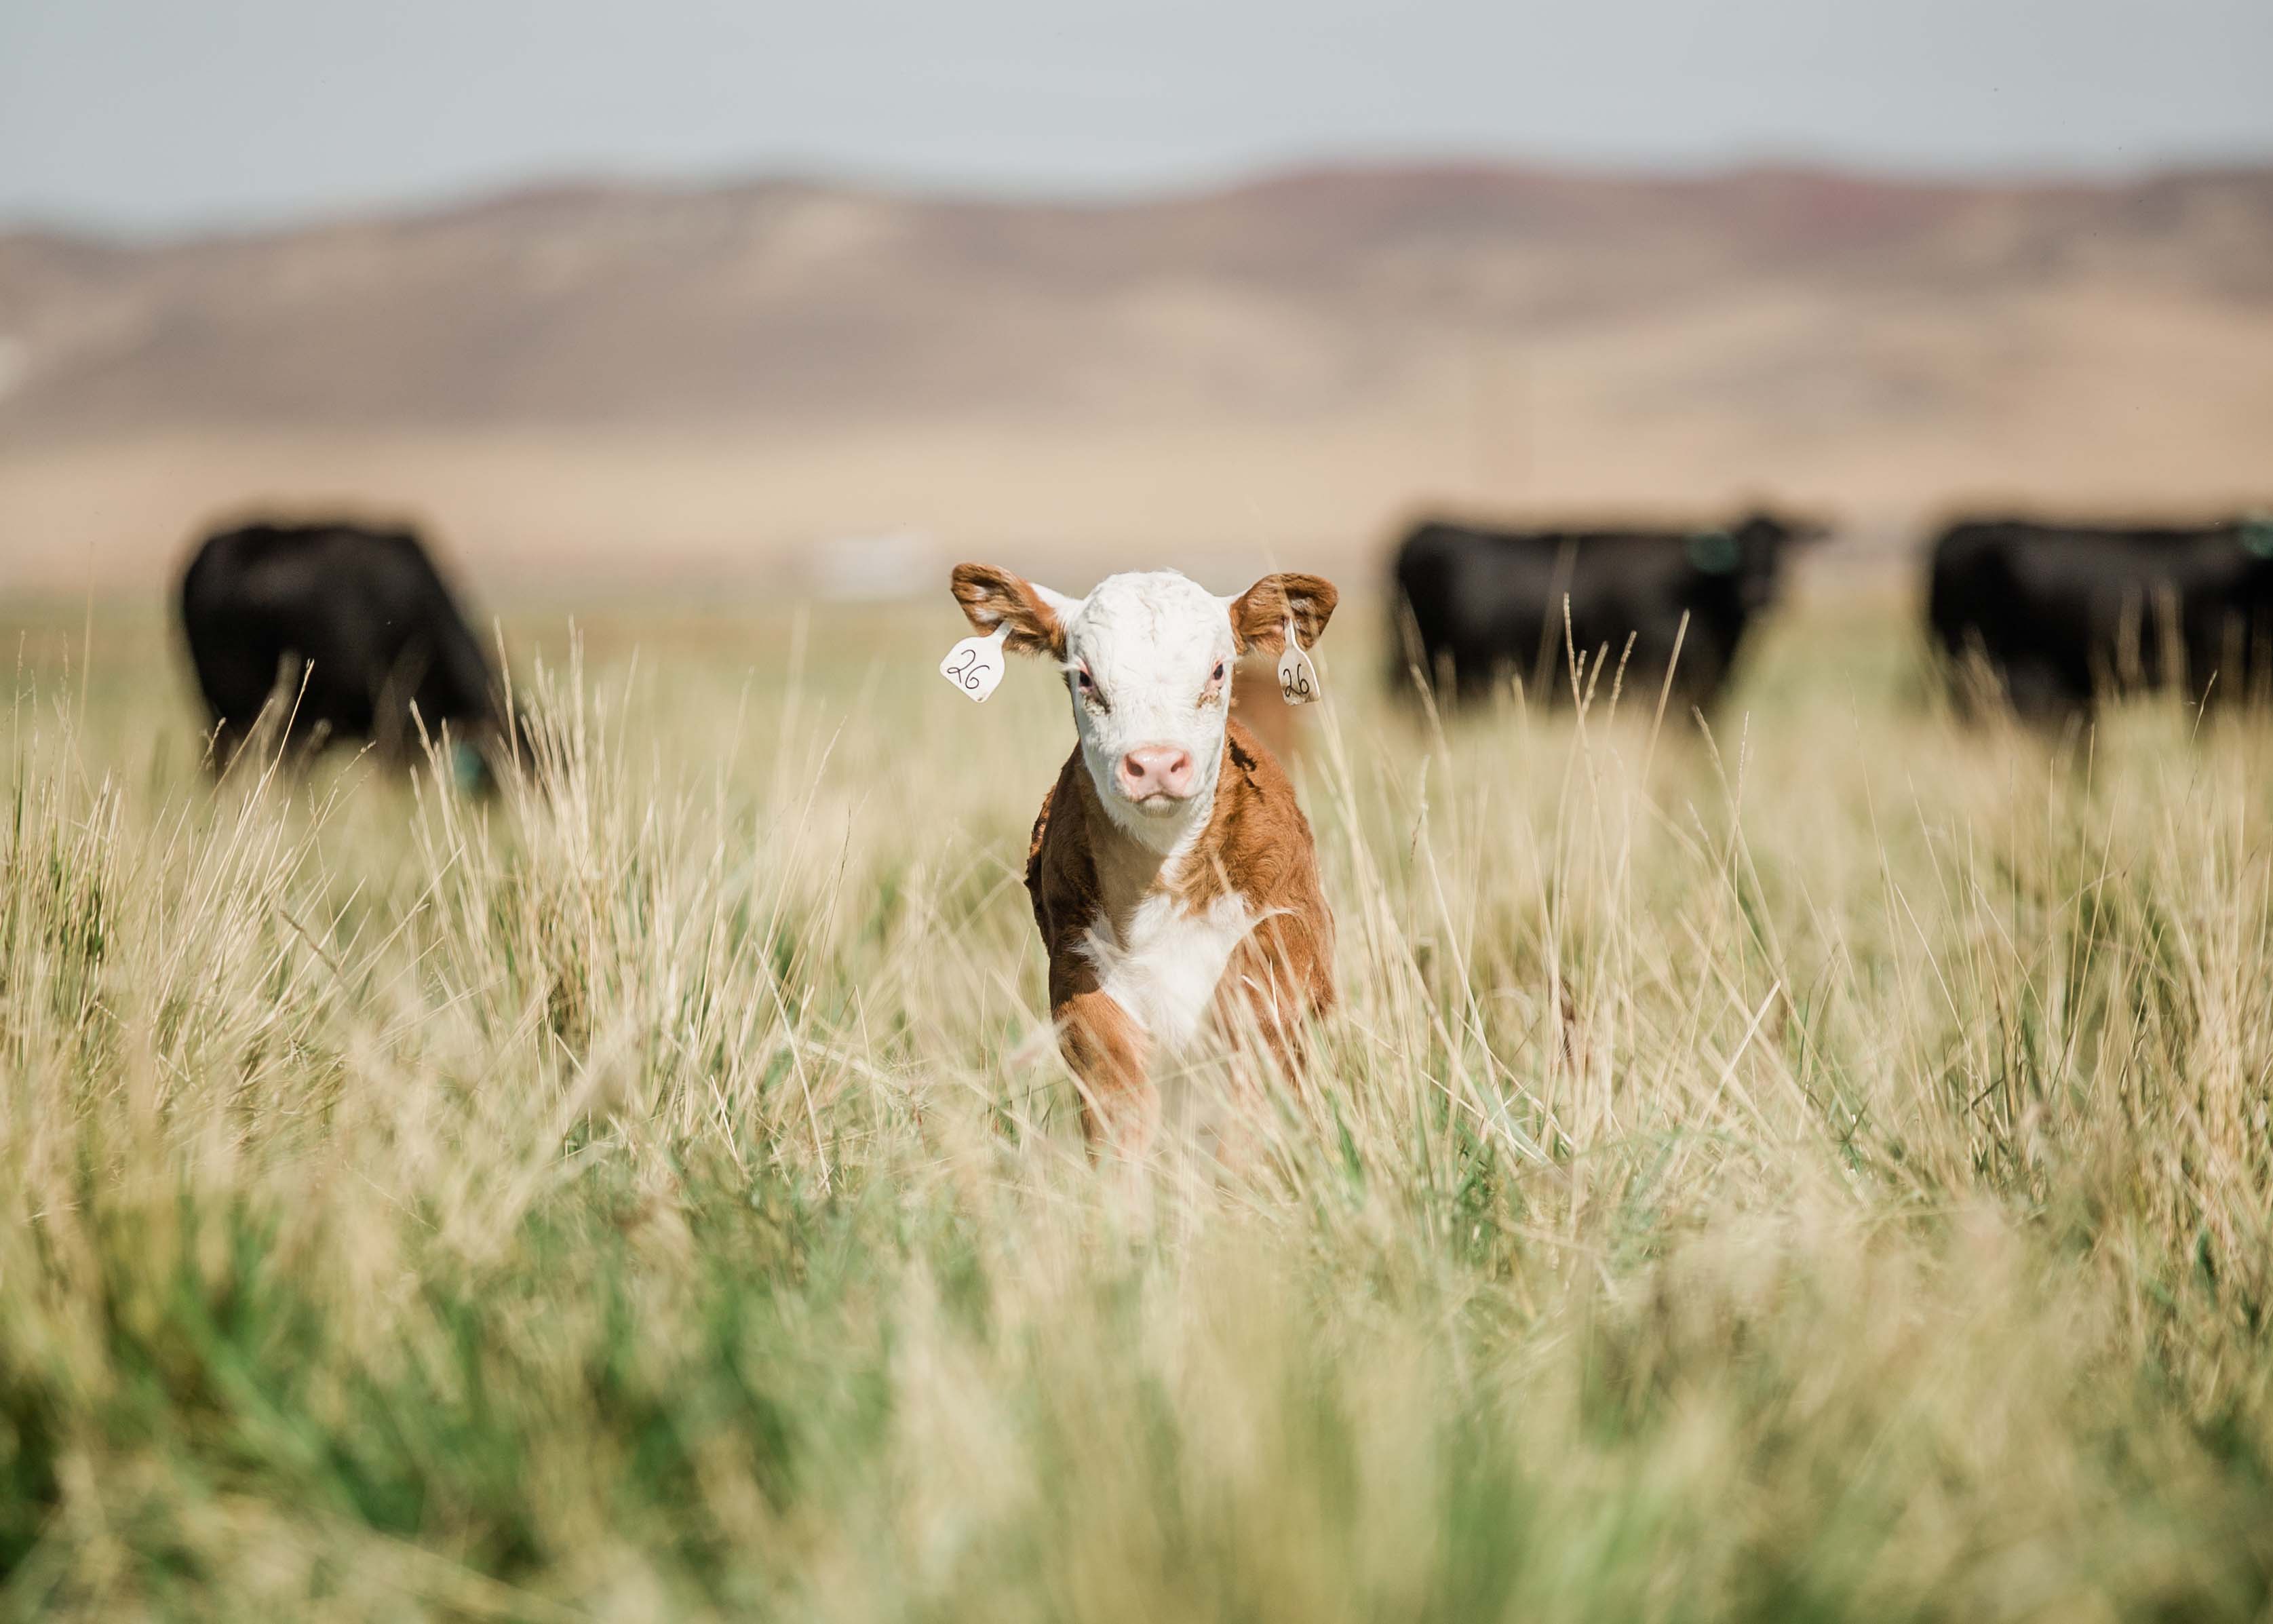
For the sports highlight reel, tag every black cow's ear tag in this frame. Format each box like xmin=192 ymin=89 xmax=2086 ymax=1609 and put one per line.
xmin=940 ymin=623 xmax=1011 ymax=703
xmin=1687 ymin=530 xmax=1739 ymax=574
xmin=1278 ymin=615 xmax=1319 ymax=705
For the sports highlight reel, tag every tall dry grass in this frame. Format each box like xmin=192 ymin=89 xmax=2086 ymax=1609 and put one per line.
xmin=0 ymin=596 xmax=2269 ymax=1621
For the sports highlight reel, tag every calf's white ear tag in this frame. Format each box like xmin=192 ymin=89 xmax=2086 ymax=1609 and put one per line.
xmin=939 ymin=623 xmax=1011 ymax=703
xmin=1277 ymin=615 xmax=1319 ymax=705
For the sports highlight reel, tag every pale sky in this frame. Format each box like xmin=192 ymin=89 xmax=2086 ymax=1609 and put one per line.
xmin=5 ymin=0 xmax=2271 ymax=233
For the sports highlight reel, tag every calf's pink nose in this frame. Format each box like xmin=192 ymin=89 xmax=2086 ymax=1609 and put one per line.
xmin=1119 ymin=745 xmax=1196 ymax=800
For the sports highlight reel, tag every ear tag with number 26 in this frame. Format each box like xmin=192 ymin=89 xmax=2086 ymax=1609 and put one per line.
xmin=939 ymin=623 xmax=1011 ymax=703
xmin=1277 ymin=615 xmax=1319 ymax=705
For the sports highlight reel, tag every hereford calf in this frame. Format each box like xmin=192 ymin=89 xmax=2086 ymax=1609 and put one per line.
xmin=948 ymin=564 xmax=1339 ymax=1155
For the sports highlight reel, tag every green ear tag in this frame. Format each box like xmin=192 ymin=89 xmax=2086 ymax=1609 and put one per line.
xmin=1686 ymin=530 xmax=1740 ymax=574
xmin=2241 ymin=516 xmax=2273 ymax=560
xmin=451 ymin=741 xmax=487 ymax=793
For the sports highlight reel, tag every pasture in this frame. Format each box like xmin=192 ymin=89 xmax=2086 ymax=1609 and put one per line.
xmin=2 ymin=587 xmax=2271 ymax=1620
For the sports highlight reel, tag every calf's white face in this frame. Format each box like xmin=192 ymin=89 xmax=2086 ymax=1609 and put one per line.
xmin=1062 ymin=572 xmax=1237 ymax=833
xmin=950 ymin=564 xmax=1338 ymax=851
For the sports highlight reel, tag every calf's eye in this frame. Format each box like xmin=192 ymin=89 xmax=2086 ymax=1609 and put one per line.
xmin=1211 ymin=662 xmax=1226 ymax=683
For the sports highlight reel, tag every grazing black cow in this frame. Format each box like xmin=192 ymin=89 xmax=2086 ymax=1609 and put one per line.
xmin=178 ymin=519 xmax=509 ymax=785
xmin=1927 ymin=514 xmax=2273 ymax=720
xmin=1389 ymin=510 xmax=1820 ymax=712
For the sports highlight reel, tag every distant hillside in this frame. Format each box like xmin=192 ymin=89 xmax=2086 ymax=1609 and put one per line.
xmin=5 ymin=162 xmax=2271 ymax=438
xmin=4 ymin=162 xmax=2271 ymax=594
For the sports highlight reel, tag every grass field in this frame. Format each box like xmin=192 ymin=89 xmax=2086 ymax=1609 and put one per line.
xmin=3 ymin=589 xmax=2272 ymax=1621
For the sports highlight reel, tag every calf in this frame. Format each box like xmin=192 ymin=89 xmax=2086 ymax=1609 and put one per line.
xmin=1928 ymin=514 xmax=2273 ymax=720
xmin=1390 ymin=509 xmax=1819 ymax=712
xmin=946 ymin=564 xmax=1338 ymax=1155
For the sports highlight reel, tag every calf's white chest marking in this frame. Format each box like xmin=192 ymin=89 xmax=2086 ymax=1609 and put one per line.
xmin=1078 ymin=889 xmax=1255 ymax=1052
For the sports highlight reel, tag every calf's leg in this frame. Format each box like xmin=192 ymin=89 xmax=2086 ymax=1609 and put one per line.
xmin=1052 ymin=984 xmax=1156 ymax=1159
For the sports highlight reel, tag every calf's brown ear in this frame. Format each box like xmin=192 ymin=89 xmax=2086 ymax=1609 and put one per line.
xmin=950 ymin=564 xmax=1077 ymax=658
xmin=1228 ymin=573 xmax=1338 ymax=655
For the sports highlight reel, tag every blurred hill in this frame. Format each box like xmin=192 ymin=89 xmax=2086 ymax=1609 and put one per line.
xmin=5 ymin=162 xmax=2272 ymax=594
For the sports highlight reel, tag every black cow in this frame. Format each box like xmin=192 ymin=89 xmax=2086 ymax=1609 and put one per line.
xmin=1927 ymin=514 xmax=2273 ymax=720
xmin=1389 ymin=510 xmax=1820 ymax=712
xmin=178 ymin=519 xmax=511 ymax=786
